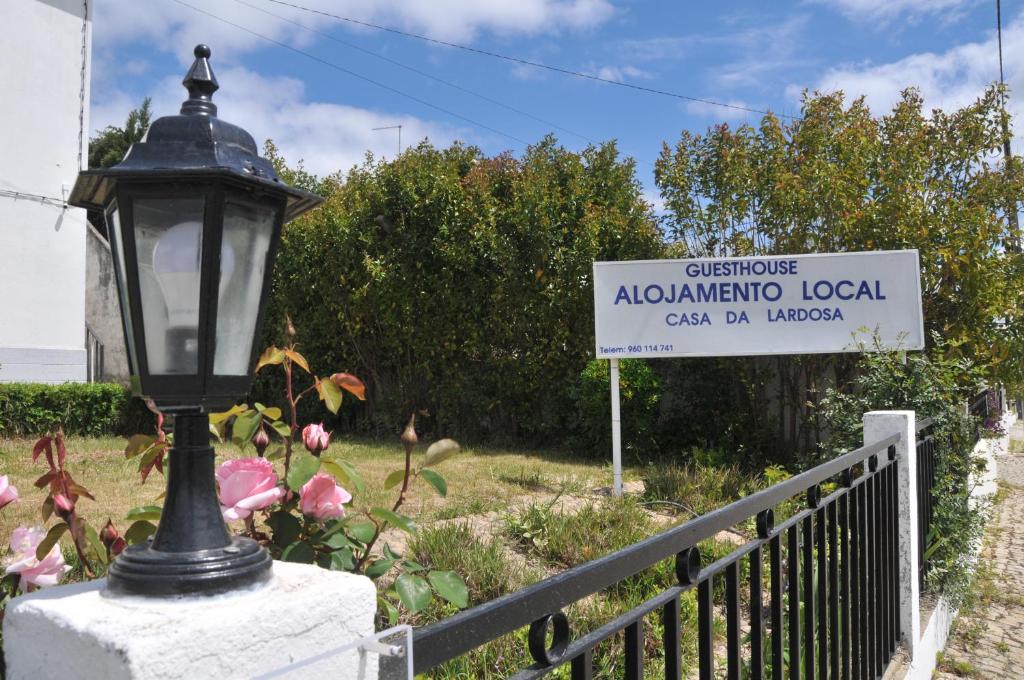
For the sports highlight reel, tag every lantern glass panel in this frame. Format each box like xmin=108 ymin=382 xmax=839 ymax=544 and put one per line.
xmin=133 ymin=197 xmax=206 ymax=375
xmin=105 ymin=203 xmax=139 ymax=374
xmin=213 ymin=201 xmax=277 ymax=375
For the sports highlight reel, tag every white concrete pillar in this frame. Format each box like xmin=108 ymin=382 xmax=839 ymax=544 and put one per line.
xmin=3 ymin=561 xmax=377 ymax=680
xmin=863 ymin=410 xmax=919 ymax=660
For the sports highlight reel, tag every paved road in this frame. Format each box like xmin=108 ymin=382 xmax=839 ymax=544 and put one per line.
xmin=934 ymin=422 xmax=1024 ymax=678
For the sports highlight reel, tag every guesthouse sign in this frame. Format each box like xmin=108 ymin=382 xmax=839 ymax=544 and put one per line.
xmin=593 ymin=250 xmax=924 ymax=359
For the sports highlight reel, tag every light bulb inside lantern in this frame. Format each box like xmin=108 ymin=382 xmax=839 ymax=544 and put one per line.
xmin=150 ymin=221 xmax=234 ymax=374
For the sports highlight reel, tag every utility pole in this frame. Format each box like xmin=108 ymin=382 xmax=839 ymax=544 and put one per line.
xmin=997 ymin=0 xmax=1021 ymax=251
xmin=372 ymin=124 xmax=402 ymax=157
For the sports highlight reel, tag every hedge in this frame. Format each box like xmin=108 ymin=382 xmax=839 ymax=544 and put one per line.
xmin=0 ymin=383 xmax=152 ymax=437
xmin=258 ymin=137 xmax=664 ymax=442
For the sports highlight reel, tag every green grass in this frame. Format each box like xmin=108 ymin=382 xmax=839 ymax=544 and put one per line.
xmin=0 ymin=434 xmax=640 ymax=546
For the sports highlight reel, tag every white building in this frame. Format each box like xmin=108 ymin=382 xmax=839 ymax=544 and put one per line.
xmin=0 ymin=0 xmax=92 ymax=383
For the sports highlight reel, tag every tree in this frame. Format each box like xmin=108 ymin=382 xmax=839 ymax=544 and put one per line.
xmin=88 ymin=98 xmax=152 ymax=170
xmin=653 ymin=87 xmax=1024 ymax=458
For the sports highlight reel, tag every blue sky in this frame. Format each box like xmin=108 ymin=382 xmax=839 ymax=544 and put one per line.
xmin=91 ymin=0 xmax=1023 ymax=206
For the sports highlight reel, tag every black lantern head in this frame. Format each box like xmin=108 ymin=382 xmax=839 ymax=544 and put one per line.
xmin=70 ymin=45 xmax=322 ymax=412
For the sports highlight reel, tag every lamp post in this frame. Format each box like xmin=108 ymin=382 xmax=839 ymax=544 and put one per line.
xmin=68 ymin=45 xmax=323 ymax=595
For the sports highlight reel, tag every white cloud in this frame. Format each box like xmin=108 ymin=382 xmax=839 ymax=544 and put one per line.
xmin=93 ymin=0 xmax=616 ymax=61
xmin=591 ymin=64 xmax=652 ymax=83
xmin=795 ymin=11 xmax=1022 ymax=118
xmin=95 ymin=67 xmax=459 ymax=177
xmin=808 ymin=0 xmax=978 ymax=23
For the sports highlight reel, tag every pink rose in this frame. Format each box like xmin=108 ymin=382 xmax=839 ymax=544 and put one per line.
xmin=302 ymin=423 xmax=330 ymax=455
xmin=5 ymin=526 xmax=70 ymax=590
xmin=0 ymin=476 xmax=18 ymax=510
xmin=299 ymin=472 xmax=352 ymax=520
xmin=215 ymin=458 xmax=285 ymax=521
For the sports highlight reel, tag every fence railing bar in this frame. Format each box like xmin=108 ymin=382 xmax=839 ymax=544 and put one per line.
xmin=750 ymin=544 xmax=765 ymax=680
xmin=788 ymin=523 xmax=801 ymax=680
xmin=726 ymin=562 xmax=741 ymax=680
xmin=698 ymin=579 xmax=714 ymax=680
xmin=915 ymin=416 xmax=935 ymax=432
xmin=770 ymin=533 xmax=784 ymax=676
xmin=802 ymin=513 xmax=815 ymax=680
xmin=663 ymin=595 xmax=682 ymax=680
xmin=624 ymin=620 xmax=643 ymax=680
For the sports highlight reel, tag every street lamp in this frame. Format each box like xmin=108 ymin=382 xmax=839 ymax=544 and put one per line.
xmin=68 ymin=45 xmax=323 ymax=595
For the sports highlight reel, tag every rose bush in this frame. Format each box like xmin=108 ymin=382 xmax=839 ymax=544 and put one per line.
xmin=122 ymin=318 xmax=469 ymax=621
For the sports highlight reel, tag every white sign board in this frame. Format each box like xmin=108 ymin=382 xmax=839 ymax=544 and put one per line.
xmin=594 ymin=250 xmax=923 ymax=359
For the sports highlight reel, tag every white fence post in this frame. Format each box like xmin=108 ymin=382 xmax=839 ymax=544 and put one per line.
xmin=863 ymin=410 xmax=919 ymax=660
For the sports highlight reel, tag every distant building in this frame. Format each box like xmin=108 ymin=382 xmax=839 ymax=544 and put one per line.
xmin=0 ymin=0 xmax=92 ymax=383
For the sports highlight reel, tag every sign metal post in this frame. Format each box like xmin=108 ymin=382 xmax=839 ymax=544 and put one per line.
xmin=610 ymin=357 xmax=622 ymax=496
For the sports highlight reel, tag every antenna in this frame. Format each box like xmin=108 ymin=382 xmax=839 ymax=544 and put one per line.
xmin=372 ymin=124 xmax=402 ymax=157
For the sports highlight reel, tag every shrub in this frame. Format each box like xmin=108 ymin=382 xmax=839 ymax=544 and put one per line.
xmin=0 ymin=383 xmax=150 ymax=437
xmin=816 ymin=336 xmax=985 ymax=604
xmin=571 ymin=358 xmax=661 ymax=458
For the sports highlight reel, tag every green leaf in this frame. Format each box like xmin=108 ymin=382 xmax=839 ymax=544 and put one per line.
xmin=348 ymin=522 xmax=376 ymax=544
xmin=41 ymin=495 xmax=54 ymax=522
xmin=287 ymin=452 xmax=321 ymax=491
xmin=254 ymin=404 xmax=282 ymax=421
xmin=324 ymin=532 xmax=353 ymax=551
xmin=330 ymin=547 xmax=355 ymax=571
xmin=271 ymin=420 xmax=292 ymax=439
xmin=365 ymin=558 xmax=395 ymax=578
xmin=322 ymin=459 xmax=364 ymax=494
xmin=380 ymin=598 xmax=399 ymax=626
xmin=124 ymin=434 xmax=156 ymax=459
xmin=84 ymin=524 xmax=107 ymax=565
xmin=232 ymin=410 xmax=262 ymax=449
xmin=424 ymin=439 xmax=460 ymax=466
xmin=383 ymin=469 xmax=406 ymax=490
xmin=370 ymin=508 xmax=416 ymax=535
xmin=395 ymin=573 xmax=432 ymax=613
xmin=285 ymin=349 xmax=311 ymax=373
xmin=428 ymin=570 xmax=469 ymax=608
xmin=266 ymin=446 xmax=285 ymax=461
xmin=124 ymin=520 xmax=157 ymax=545
xmin=267 ymin=510 xmax=302 ymax=547
xmin=403 ymin=560 xmax=426 ymax=572
xmin=319 ymin=379 xmax=343 ymax=415
xmin=281 ymin=540 xmax=315 ymax=564
xmin=209 ymin=403 xmax=248 ymax=425
xmin=35 ymin=524 xmax=68 ymax=561
xmin=126 ymin=505 xmax=162 ymax=522
xmin=419 ymin=468 xmax=447 ymax=497
xmin=255 ymin=346 xmax=286 ymax=372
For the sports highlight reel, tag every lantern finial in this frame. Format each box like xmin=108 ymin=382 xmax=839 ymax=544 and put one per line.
xmin=181 ymin=44 xmax=219 ymax=117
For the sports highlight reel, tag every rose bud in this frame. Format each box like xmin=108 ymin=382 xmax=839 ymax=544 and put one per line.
xmin=252 ymin=427 xmax=270 ymax=457
xmin=302 ymin=423 xmax=330 ymax=456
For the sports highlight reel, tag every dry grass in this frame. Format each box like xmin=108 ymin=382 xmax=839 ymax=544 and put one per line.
xmin=0 ymin=434 xmax=636 ymax=544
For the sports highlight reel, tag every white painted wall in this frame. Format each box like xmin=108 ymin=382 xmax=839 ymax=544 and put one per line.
xmin=0 ymin=0 xmax=91 ymax=383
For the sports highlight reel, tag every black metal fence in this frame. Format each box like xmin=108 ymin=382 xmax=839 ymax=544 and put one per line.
xmin=914 ymin=418 xmax=936 ymax=589
xmin=412 ymin=433 xmax=904 ymax=679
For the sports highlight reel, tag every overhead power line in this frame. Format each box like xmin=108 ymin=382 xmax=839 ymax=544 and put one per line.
xmin=259 ymin=0 xmax=794 ymax=120
xmin=169 ymin=0 xmax=530 ymax=146
xmin=229 ymin=0 xmax=596 ymax=143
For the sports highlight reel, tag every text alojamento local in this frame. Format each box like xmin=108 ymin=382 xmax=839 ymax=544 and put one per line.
xmin=610 ymin=258 xmax=887 ymax=327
